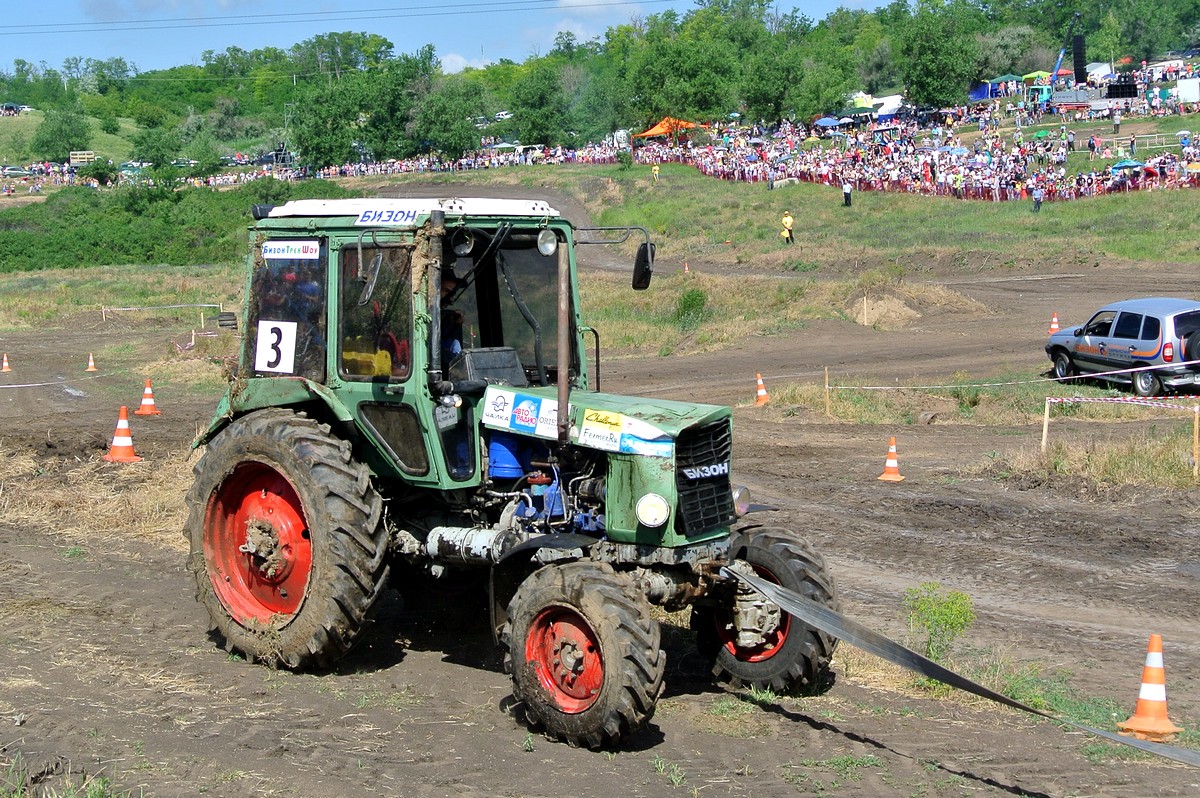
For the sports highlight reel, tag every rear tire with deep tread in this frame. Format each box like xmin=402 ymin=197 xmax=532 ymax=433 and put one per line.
xmin=1131 ymin=367 xmax=1162 ymax=398
xmin=185 ymin=408 xmax=388 ymax=669
xmin=502 ymin=562 xmax=664 ymax=748
xmin=692 ymin=528 xmax=838 ymax=692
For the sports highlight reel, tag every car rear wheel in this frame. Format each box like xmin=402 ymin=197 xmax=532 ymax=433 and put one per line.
xmin=1052 ymin=351 xmax=1076 ymax=382
xmin=1131 ymin=367 xmax=1162 ymax=398
xmin=1183 ymin=332 xmax=1200 ymax=364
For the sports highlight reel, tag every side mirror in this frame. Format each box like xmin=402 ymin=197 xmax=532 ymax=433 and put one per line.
xmin=1073 ymin=328 xmax=1084 ymax=337
xmin=357 ymin=251 xmax=384 ymax=306
xmin=633 ymin=242 xmax=654 ymax=291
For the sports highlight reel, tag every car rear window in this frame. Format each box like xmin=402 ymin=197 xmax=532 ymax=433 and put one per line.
xmin=1174 ymin=311 xmax=1200 ymax=337
xmin=1141 ymin=315 xmax=1161 ymax=340
xmin=1113 ymin=312 xmax=1143 ymax=338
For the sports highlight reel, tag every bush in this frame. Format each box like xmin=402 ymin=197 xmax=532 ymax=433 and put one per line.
xmin=903 ymin=581 xmax=975 ymax=663
xmin=617 ymin=150 xmax=633 ymax=171
xmin=674 ymin=288 xmax=708 ymax=331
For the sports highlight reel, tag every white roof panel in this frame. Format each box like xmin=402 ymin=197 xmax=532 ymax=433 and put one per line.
xmin=268 ymin=197 xmax=560 ymax=226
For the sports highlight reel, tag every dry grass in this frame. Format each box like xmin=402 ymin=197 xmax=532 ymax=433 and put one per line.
xmin=0 ymin=446 xmax=192 ymax=554
xmin=579 ymin=270 xmax=978 ymax=356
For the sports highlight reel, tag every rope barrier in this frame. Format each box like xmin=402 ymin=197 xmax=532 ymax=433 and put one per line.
xmin=1039 ymin=395 xmax=1200 ymax=481
xmin=827 ymin=357 xmax=1200 ymax=392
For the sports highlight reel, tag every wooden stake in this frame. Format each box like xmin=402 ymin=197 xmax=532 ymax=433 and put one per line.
xmin=824 ymin=366 xmax=831 ymax=419
xmin=1193 ymin=406 xmax=1198 ymax=481
xmin=1041 ymin=398 xmax=1051 ymax=452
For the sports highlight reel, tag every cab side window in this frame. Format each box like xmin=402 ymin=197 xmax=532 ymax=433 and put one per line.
xmin=339 ymin=246 xmax=414 ymax=380
xmin=1112 ymin=312 xmax=1143 ymax=339
xmin=1083 ymin=311 xmax=1116 ymax=337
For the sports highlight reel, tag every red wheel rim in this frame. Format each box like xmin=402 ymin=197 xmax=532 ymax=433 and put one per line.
xmin=716 ymin=565 xmax=790 ymax=663
xmin=524 ymin=606 xmax=603 ymax=714
xmin=204 ymin=462 xmax=312 ymax=625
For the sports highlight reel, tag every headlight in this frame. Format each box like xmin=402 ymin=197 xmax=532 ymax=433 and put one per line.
xmin=732 ymin=485 xmax=751 ymax=517
xmin=537 ymin=228 xmax=558 ymax=257
xmin=635 ymin=493 xmax=670 ymax=527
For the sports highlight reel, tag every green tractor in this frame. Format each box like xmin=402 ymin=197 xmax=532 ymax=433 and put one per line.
xmin=185 ymin=196 xmax=838 ymax=747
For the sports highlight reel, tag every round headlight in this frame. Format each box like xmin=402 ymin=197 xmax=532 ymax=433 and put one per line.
xmin=635 ymin=493 xmax=670 ymax=528
xmin=452 ymin=229 xmax=474 ymax=256
xmin=537 ymin=228 xmax=558 ymax=257
xmin=732 ymin=485 xmax=751 ymax=518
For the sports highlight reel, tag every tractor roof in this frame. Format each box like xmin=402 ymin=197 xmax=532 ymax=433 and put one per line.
xmin=265 ymin=197 xmax=560 ymax=226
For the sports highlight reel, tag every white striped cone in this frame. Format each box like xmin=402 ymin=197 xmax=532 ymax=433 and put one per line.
xmin=134 ymin=378 xmax=161 ymax=416
xmin=104 ymin=406 xmax=142 ymax=463
xmin=754 ymin=373 xmax=770 ymax=406
xmin=878 ymin=436 xmax=904 ymax=482
xmin=1117 ymin=633 xmax=1181 ymax=741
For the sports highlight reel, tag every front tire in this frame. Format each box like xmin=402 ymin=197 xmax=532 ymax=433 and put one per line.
xmin=1053 ymin=350 xmax=1076 ymax=382
xmin=185 ymin=409 xmax=388 ymax=668
xmin=502 ymin=562 xmax=664 ymax=748
xmin=1132 ymin=367 xmax=1162 ymax=398
xmin=693 ymin=528 xmax=838 ymax=692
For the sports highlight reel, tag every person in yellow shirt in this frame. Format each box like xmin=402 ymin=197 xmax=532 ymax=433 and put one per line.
xmin=652 ymin=163 xmax=660 ymax=182
xmin=781 ymin=211 xmax=794 ymax=244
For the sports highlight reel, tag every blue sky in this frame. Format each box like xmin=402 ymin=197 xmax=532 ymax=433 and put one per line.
xmin=10 ymin=0 xmax=877 ymax=75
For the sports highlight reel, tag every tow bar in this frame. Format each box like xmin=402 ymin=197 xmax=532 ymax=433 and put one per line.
xmin=721 ymin=567 xmax=1200 ymax=768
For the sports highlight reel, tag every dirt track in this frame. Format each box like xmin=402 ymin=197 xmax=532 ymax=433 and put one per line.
xmin=2 ymin=187 xmax=1200 ymax=797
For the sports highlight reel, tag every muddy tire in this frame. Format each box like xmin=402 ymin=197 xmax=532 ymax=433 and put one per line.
xmin=502 ymin=562 xmax=664 ymax=748
xmin=692 ymin=528 xmax=838 ymax=692
xmin=185 ymin=408 xmax=388 ymax=668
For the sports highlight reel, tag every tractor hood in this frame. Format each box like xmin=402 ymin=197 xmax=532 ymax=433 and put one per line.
xmin=480 ymin=385 xmax=730 ymax=457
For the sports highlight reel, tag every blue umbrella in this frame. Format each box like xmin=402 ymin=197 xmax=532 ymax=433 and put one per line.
xmin=1110 ymin=159 xmax=1144 ymax=171
xmin=950 ymin=146 xmax=969 ymax=156
xmin=814 ymin=117 xmax=840 ymax=127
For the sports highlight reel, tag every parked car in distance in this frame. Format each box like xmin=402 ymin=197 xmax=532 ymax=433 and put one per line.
xmin=495 ymin=110 xmax=513 ymax=120
xmin=1 ymin=166 xmax=31 ymax=177
xmin=1046 ymin=297 xmax=1200 ymax=397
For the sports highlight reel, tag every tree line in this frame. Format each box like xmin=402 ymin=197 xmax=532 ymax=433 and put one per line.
xmin=3 ymin=0 xmax=1198 ymax=167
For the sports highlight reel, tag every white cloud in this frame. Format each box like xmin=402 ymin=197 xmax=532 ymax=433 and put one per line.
xmin=441 ymin=52 xmax=490 ymax=74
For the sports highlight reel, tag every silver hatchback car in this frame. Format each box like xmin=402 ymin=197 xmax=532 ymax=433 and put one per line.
xmin=1045 ymin=297 xmax=1200 ymax=397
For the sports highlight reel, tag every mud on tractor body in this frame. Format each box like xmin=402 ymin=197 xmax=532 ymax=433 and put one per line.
xmin=185 ymin=197 xmax=839 ymax=747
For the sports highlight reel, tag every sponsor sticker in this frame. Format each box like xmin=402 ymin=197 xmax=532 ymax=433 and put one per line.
xmin=481 ymin=387 xmax=560 ymax=439
xmin=618 ymin=435 xmax=674 ymax=457
xmin=262 ymin=240 xmax=320 ymax=260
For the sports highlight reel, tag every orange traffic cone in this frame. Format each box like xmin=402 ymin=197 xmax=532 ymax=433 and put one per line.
xmin=754 ymin=373 xmax=770 ymax=406
xmin=1047 ymin=313 xmax=1061 ymax=335
xmin=1116 ymin=634 xmax=1182 ymax=742
xmin=878 ymin=436 xmax=905 ymax=482
xmin=85 ymin=353 xmax=98 ymax=372
xmin=1 ymin=353 xmax=9 ymax=373
xmin=103 ymin=406 xmax=143 ymax=463
xmin=134 ymin=379 xmax=161 ymax=416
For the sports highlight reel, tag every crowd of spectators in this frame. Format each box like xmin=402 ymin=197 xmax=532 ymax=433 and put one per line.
xmin=2 ymin=69 xmax=1198 ymax=205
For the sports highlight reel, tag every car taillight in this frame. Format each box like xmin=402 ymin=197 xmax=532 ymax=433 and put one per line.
xmin=1164 ymin=342 xmax=1174 ymax=362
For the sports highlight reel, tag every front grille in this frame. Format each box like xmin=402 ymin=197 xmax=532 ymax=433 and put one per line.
xmin=675 ymin=419 xmax=734 ymax=536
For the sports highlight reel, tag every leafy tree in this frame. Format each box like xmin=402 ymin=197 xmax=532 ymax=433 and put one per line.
xmin=358 ymin=45 xmax=439 ymax=159
xmin=130 ymin=127 xmax=181 ymax=167
xmin=411 ymin=75 xmax=485 ymax=155
xmin=98 ymin=116 xmax=120 ymax=135
xmin=896 ymin=0 xmax=981 ymax=106
xmin=31 ymin=108 xmax=91 ymax=161
xmin=1091 ymin=11 xmax=1123 ymax=69
xmin=510 ymin=59 xmax=569 ymax=145
xmin=289 ymin=74 xmax=363 ymax=166
xmin=975 ymin=25 xmax=1053 ymax=78
xmin=78 ymin=159 xmax=120 ymax=186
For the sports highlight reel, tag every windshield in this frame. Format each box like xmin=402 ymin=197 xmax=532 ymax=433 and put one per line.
xmin=443 ymin=232 xmax=564 ymax=385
